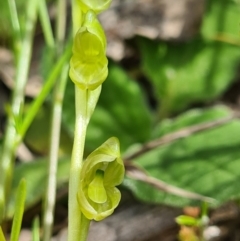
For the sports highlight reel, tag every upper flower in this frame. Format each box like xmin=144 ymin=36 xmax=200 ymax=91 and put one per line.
xmin=69 ymin=10 xmax=108 ymax=90
xmin=78 ymin=137 xmax=125 ymax=221
xmin=79 ymin=0 xmax=112 ymax=14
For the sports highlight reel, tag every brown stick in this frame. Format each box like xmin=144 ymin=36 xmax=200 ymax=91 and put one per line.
xmin=124 ymin=113 xmax=240 ymax=202
xmin=126 ymin=163 xmax=215 ymax=203
xmin=124 ymin=114 xmax=239 ymax=162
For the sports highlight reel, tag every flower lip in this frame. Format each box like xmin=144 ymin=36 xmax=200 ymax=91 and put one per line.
xmin=88 ymin=169 xmax=107 ymax=204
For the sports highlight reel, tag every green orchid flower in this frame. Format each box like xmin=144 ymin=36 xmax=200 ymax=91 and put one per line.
xmin=69 ymin=10 xmax=108 ymax=90
xmin=79 ymin=0 xmax=112 ymax=14
xmin=78 ymin=137 xmax=125 ymax=221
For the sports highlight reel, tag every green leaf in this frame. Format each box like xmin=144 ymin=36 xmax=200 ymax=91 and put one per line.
xmin=152 ymin=105 xmax=231 ymax=138
xmin=62 ymin=63 xmax=152 ymax=154
xmin=10 ymin=179 xmax=26 ymax=241
xmin=0 ymin=0 xmax=12 ymax=42
xmin=32 ymin=217 xmax=40 ymax=241
xmin=24 ymin=103 xmax=72 ymax=155
xmin=123 ymin=106 xmax=240 ymax=207
xmin=139 ymin=37 xmax=240 ymax=116
xmin=139 ymin=0 xmax=240 ymax=117
xmin=7 ymin=158 xmax=70 ymax=219
xmin=0 ymin=226 xmax=6 ymax=241
xmin=201 ymin=0 xmax=240 ymax=39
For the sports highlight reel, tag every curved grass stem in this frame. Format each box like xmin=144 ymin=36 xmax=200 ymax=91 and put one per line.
xmin=42 ymin=64 xmax=69 ymax=241
xmin=10 ymin=179 xmax=26 ymax=241
xmin=0 ymin=0 xmax=39 ymax=223
xmin=42 ymin=0 xmax=68 ymax=239
xmin=16 ymin=46 xmax=71 ymax=145
xmin=38 ymin=0 xmax=55 ymax=48
xmin=7 ymin=0 xmax=21 ymax=56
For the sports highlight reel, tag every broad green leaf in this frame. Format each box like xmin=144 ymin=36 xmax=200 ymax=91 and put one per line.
xmin=0 ymin=0 xmax=11 ymax=41
xmin=62 ymin=63 xmax=152 ymax=154
xmin=24 ymin=104 xmax=72 ymax=156
xmin=152 ymin=105 xmax=231 ymax=138
xmin=139 ymin=37 xmax=240 ymax=116
xmin=7 ymin=158 xmax=70 ymax=219
xmin=123 ymin=106 xmax=240 ymax=207
xmin=0 ymin=227 xmax=6 ymax=241
xmin=201 ymin=0 xmax=240 ymax=39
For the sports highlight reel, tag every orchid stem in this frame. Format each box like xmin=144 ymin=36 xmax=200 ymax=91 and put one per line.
xmin=68 ymin=87 xmax=88 ymax=241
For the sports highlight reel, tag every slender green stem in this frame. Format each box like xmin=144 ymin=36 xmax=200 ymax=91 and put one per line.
xmin=68 ymin=87 xmax=88 ymax=241
xmin=0 ymin=0 xmax=39 ymax=222
xmin=32 ymin=217 xmax=40 ymax=241
xmin=38 ymin=0 xmax=55 ymax=48
xmin=79 ymin=214 xmax=91 ymax=241
xmin=10 ymin=179 xmax=26 ymax=241
xmin=56 ymin=0 xmax=67 ymax=52
xmin=7 ymin=0 xmax=21 ymax=56
xmin=42 ymin=1 xmax=68 ymax=240
xmin=42 ymin=64 xmax=69 ymax=241
xmin=68 ymin=1 xmax=87 ymax=240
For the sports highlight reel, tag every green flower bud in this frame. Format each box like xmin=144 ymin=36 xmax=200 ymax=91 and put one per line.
xmin=79 ymin=0 xmax=112 ymax=14
xmin=69 ymin=10 xmax=108 ymax=90
xmin=78 ymin=137 xmax=125 ymax=221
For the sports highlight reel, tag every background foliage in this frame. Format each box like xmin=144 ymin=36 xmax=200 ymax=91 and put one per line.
xmin=1 ymin=0 xmax=240 ymax=223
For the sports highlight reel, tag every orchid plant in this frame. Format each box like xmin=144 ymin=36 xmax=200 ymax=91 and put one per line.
xmin=68 ymin=1 xmax=125 ymax=240
xmin=0 ymin=0 xmax=124 ymax=241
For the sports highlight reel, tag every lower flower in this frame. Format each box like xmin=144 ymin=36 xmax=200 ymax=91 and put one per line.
xmin=77 ymin=137 xmax=124 ymax=221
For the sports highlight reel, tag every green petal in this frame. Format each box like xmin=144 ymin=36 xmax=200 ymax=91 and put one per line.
xmin=78 ymin=186 xmax=121 ymax=221
xmin=81 ymin=137 xmax=124 ymax=184
xmin=104 ymin=158 xmax=124 ymax=187
xmin=69 ymin=10 xmax=108 ymax=90
xmin=81 ymin=154 xmax=116 ymax=182
xmin=87 ymin=137 xmax=121 ymax=158
xmin=78 ymin=184 xmax=98 ymax=220
xmin=88 ymin=170 xmax=107 ymax=203
xmin=93 ymin=187 xmax=121 ymax=221
xmin=82 ymin=137 xmax=120 ymax=173
xmin=82 ymin=11 xmax=106 ymax=48
xmin=79 ymin=0 xmax=112 ymax=14
xmin=73 ymin=31 xmax=102 ymax=59
xmin=69 ymin=54 xmax=108 ymax=90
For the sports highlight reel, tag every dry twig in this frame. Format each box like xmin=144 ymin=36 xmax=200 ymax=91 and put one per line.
xmin=124 ymin=113 xmax=240 ymax=202
xmin=125 ymin=162 xmax=215 ymax=203
xmin=124 ymin=114 xmax=239 ymax=162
